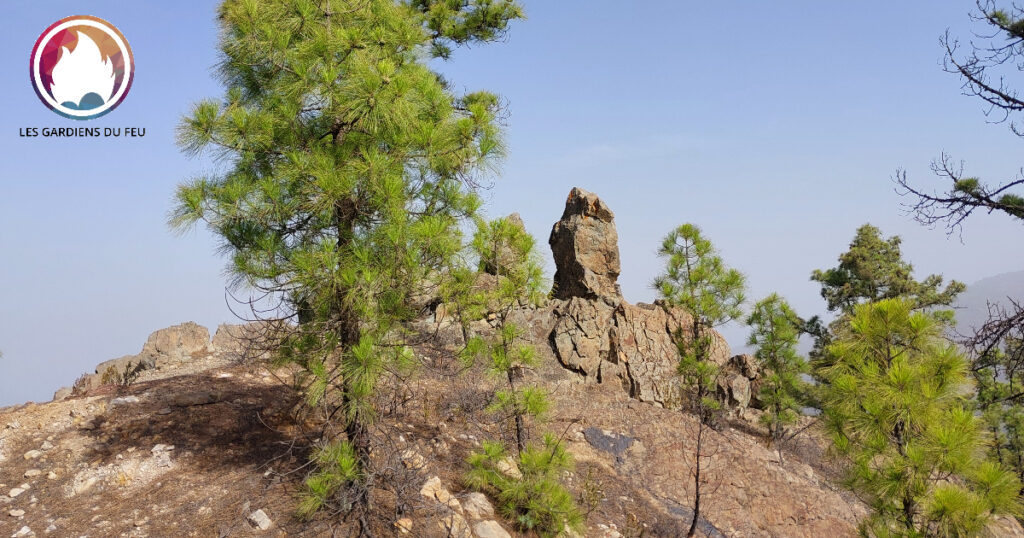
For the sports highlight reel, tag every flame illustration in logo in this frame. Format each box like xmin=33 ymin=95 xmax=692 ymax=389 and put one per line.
xmin=30 ymin=16 xmax=133 ymax=120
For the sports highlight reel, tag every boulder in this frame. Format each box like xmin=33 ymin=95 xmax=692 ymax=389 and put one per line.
xmin=94 ymin=354 xmax=148 ymax=377
xmin=139 ymin=322 xmax=211 ymax=368
xmin=549 ymin=188 xmax=622 ymax=303
xmin=52 ymin=386 xmax=72 ymax=402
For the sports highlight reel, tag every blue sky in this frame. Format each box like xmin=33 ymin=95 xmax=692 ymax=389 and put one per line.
xmin=2 ymin=2 xmax=1023 ymax=406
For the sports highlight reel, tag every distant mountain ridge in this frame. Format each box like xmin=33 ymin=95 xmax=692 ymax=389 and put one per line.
xmin=955 ymin=270 xmax=1024 ymax=333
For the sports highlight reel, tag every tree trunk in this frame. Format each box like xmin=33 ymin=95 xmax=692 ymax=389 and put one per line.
xmin=508 ymin=368 xmax=527 ymax=454
xmin=688 ymin=418 xmax=705 ymax=538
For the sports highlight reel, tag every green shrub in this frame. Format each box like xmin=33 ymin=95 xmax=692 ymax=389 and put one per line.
xmin=466 ymin=435 xmax=583 ymax=537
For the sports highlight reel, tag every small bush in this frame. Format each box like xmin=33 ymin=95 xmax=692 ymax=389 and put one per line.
xmin=466 ymin=435 xmax=583 ymax=537
xmin=71 ymin=373 xmax=92 ymax=396
xmin=101 ymin=361 xmax=145 ymax=392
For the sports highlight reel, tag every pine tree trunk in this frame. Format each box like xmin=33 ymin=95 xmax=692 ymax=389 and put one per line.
xmin=688 ymin=418 xmax=705 ymax=538
xmin=333 ymin=201 xmax=375 ymax=529
xmin=508 ymin=368 xmax=527 ymax=454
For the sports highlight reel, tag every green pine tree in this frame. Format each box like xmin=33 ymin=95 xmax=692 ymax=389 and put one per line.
xmin=462 ymin=216 xmax=546 ymax=453
xmin=460 ymin=217 xmax=582 ymax=536
xmin=654 ymin=223 xmax=746 ymax=423
xmin=811 ymin=224 xmax=964 ymax=318
xmin=746 ymin=293 xmax=806 ymax=442
xmin=821 ymin=298 xmax=1020 ymax=536
xmin=171 ymin=0 xmax=522 ymax=523
xmin=808 ymin=224 xmax=964 ymax=397
xmin=653 ymin=223 xmax=745 ymax=538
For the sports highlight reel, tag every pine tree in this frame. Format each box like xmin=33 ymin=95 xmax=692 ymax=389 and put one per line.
xmin=654 ymin=223 xmax=746 ymax=423
xmin=821 ymin=298 xmax=1020 ymax=536
xmin=653 ymin=223 xmax=745 ymax=538
xmin=811 ymin=224 xmax=964 ymax=318
xmin=746 ymin=294 xmax=806 ymax=442
xmin=463 ymin=216 xmax=546 ymax=453
xmin=171 ymin=0 xmax=522 ymax=524
xmin=460 ymin=217 xmax=583 ymax=536
xmin=808 ymin=224 xmax=964 ymax=396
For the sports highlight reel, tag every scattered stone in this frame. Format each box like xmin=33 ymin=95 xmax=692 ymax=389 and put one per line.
xmin=39 ymin=441 xmax=53 ymax=451
xmin=495 ymin=457 xmax=522 ymax=480
xmin=394 ymin=517 xmax=413 ymax=534
xmin=439 ymin=512 xmax=472 ymax=538
xmin=45 ymin=472 xmax=56 ymax=480
xmin=247 ymin=509 xmax=272 ymax=530
xmin=44 ymin=524 xmax=55 ymax=534
xmin=22 ymin=451 xmax=42 ymax=460
xmin=109 ymin=396 xmax=140 ymax=407
xmin=11 ymin=526 xmax=32 ymax=537
xmin=462 ymin=492 xmax=495 ymax=520
xmin=420 ymin=476 xmax=458 ymax=509
xmin=9 ymin=509 xmax=25 ymax=517
xmin=473 ymin=520 xmax=512 ymax=538
xmin=8 ymin=487 xmax=25 ymax=498
xmin=23 ymin=470 xmax=40 ymax=479
xmin=156 ymin=408 xmax=173 ymax=415
xmin=400 ymin=449 xmax=425 ymax=470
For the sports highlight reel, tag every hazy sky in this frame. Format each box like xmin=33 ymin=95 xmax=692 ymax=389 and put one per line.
xmin=2 ymin=2 xmax=1023 ymax=406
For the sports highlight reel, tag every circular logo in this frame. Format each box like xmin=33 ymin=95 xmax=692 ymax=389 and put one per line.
xmin=29 ymin=16 xmax=134 ymax=120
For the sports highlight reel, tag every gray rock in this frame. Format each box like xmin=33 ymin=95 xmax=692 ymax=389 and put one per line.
xmin=583 ymin=428 xmax=635 ymax=464
xmin=12 ymin=525 xmax=32 ymax=537
xmin=247 ymin=509 xmax=272 ymax=531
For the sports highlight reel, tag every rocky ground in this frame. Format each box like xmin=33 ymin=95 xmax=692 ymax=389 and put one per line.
xmin=2 ymin=187 xmax=1021 ymax=537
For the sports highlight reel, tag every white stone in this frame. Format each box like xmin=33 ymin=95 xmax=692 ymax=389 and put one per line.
xmin=472 ymin=520 xmax=512 ymax=538
xmin=9 ymin=509 xmax=24 ymax=517
xmin=23 ymin=471 xmax=40 ymax=478
xmin=247 ymin=509 xmax=272 ymax=530
xmin=12 ymin=526 xmax=32 ymax=537
xmin=462 ymin=492 xmax=495 ymax=519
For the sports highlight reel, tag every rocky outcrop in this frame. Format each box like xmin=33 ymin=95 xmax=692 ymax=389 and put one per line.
xmin=549 ymin=187 xmax=622 ymax=303
xmin=717 ymin=354 xmax=760 ymax=414
xmin=543 ymin=188 xmax=735 ymax=409
xmin=55 ymin=322 xmax=267 ymax=401
xmin=137 ymin=322 xmax=211 ymax=368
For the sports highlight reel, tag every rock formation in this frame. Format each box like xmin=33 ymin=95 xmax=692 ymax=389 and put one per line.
xmin=54 ymin=322 xmax=265 ymax=400
xmin=543 ymin=187 xmax=739 ymax=409
xmin=549 ymin=187 xmax=622 ymax=303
